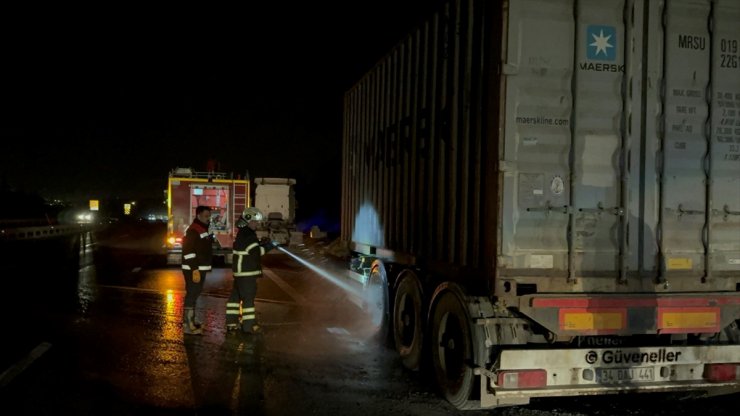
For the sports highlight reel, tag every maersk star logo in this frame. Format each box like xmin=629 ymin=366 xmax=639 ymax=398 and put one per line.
xmin=587 ymin=25 xmax=616 ymax=61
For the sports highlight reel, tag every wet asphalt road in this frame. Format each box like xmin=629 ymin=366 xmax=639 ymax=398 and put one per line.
xmin=0 ymin=221 xmax=737 ymax=415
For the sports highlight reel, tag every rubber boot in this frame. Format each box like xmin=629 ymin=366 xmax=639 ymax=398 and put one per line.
xmin=183 ymin=307 xmax=202 ymax=335
xmin=193 ymin=314 xmax=203 ymax=329
xmin=241 ymin=322 xmax=261 ymax=334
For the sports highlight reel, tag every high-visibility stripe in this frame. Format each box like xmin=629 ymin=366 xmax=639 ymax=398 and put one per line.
xmin=243 ymin=307 xmax=256 ymax=313
xmin=226 ymin=310 xmax=241 ymax=315
xmin=226 ymin=302 xmax=241 ymax=307
xmin=243 ymin=314 xmax=256 ymax=320
xmin=181 ymin=265 xmax=192 ymax=270
xmin=531 ymin=296 xmax=740 ymax=308
xmin=246 ymin=242 xmax=259 ymax=253
xmin=198 ymin=266 xmax=211 ymax=271
xmin=260 ymin=247 xmax=265 ymax=256
xmin=237 ymin=254 xmax=243 ymax=273
xmin=233 ymin=250 xmax=249 ymax=255
xmin=234 ymin=270 xmax=262 ymax=277
xmin=199 ymin=232 xmax=209 ymax=238
xmin=184 ymin=253 xmax=196 ymax=259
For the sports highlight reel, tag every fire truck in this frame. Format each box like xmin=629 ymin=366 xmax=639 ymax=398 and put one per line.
xmin=165 ymin=167 xmax=249 ymax=265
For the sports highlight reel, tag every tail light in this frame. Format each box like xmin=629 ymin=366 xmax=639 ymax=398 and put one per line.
xmin=703 ymin=364 xmax=739 ymax=382
xmin=496 ymin=369 xmax=547 ymax=389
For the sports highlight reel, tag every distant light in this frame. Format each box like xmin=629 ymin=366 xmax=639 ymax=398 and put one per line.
xmin=124 ymin=203 xmax=132 ymax=215
xmin=89 ymin=200 xmax=99 ymax=211
xmin=77 ymin=212 xmax=94 ymax=223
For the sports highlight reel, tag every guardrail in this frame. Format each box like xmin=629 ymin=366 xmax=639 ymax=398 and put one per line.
xmin=0 ymin=218 xmax=56 ymax=228
xmin=0 ymin=224 xmax=93 ymax=241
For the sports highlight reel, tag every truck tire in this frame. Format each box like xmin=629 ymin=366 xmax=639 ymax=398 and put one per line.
xmin=393 ymin=271 xmax=424 ymax=370
xmin=366 ymin=263 xmax=391 ymax=346
xmin=430 ymin=290 xmax=476 ymax=409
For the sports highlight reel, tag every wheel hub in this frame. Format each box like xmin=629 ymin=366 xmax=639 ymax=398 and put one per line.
xmin=441 ymin=331 xmax=457 ymax=351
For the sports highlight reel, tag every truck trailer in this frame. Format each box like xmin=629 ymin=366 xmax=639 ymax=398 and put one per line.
xmin=341 ymin=0 xmax=740 ymax=409
xmin=166 ymin=167 xmax=249 ymax=265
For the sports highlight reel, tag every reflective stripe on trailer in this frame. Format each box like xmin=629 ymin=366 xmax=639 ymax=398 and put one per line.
xmin=525 ymin=294 xmax=740 ymax=336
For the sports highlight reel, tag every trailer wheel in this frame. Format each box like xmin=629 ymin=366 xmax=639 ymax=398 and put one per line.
xmin=393 ymin=272 xmax=423 ymax=370
xmin=431 ymin=291 xmax=475 ymax=409
xmin=366 ymin=264 xmax=391 ymax=346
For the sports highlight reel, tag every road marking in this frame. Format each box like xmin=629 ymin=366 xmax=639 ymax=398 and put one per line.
xmin=0 ymin=342 xmax=52 ymax=387
xmin=326 ymin=327 xmax=350 ymax=335
xmin=262 ymin=268 xmax=308 ymax=305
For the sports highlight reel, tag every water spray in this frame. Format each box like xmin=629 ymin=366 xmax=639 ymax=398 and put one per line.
xmin=272 ymin=243 xmax=387 ymax=331
xmin=273 ymin=245 xmax=364 ymax=299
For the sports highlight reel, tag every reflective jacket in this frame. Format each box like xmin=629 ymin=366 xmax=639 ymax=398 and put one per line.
xmin=232 ymin=226 xmax=270 ymax=277
xmin=181 ymin=218 xmax=213 ymax=271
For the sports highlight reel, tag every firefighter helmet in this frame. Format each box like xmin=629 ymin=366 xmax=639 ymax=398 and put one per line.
xmin=242 ymin=207 xmax=264 ymax=222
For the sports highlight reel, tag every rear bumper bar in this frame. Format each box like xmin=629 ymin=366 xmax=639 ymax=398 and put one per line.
xmin=478 ymin=345 xmax=740 ymax=408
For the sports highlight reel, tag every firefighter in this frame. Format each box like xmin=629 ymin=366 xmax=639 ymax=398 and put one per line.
xmin=181 ymin=205 xmax=214 ymax=335
xmin=226 ymin=207 xmax=276 ymax=334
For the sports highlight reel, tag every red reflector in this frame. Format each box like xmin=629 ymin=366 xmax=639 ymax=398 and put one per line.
xmin=703 ymin=364 xmax=738 ymax=382
xmin=497 ymin=370 xmax=547 ymax=389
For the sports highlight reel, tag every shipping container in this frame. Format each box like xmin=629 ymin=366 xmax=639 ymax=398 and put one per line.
xmin=341 ymin=0 xmax=740 ymax=409
xmin=166 ymin=168 xmax=249 ymax=265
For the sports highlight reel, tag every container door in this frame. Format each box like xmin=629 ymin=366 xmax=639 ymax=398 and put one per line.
xmin=656 ymin=0 xmax=711 ymax=279
xmin=501 ymin=0 xmax=629 ymax=283
xmin=571 ymin=0 xmax=628 ymax=278
xmin=709 ymin=0 xmax=740 ymax=277
xmin=501 ymin=0 xmax=575 ymax=277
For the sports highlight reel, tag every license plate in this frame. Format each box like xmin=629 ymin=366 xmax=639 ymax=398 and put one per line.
xmin=596 ymin=367 xmax=655 ymax=384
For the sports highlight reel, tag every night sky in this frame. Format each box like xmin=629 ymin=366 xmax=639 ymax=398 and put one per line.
xmin=1 ymin=2 xmax=435 ymax=225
